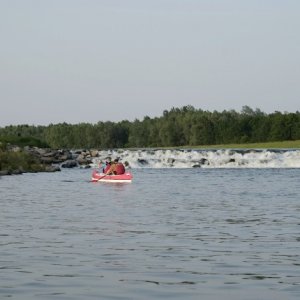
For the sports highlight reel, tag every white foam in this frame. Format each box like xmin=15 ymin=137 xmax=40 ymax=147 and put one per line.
xmin=91 ymin=149 xmax=300 ymax=169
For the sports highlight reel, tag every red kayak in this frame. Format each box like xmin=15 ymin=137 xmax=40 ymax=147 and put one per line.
xmin=91 ymin=170 xmax=133 ymax=183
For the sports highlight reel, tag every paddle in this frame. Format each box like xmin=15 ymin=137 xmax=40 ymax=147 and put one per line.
xmin=95 ymin=161 xmax=110 ymax=181
xmin=97 ymin=173 xmax=108 ymax=181
xmin=91 ymin=168 xmax=108 ymax=182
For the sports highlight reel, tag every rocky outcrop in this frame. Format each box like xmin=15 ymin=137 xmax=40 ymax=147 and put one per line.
xmin=24 ymin=147 xmax=73 ymax=164
xmin=0 ymin=147 xmax=116 ymax=176
xmin=0 ymin=146 xmax=96 ymax=176
xmin=28 ymin=147 xmax=98 ymax=168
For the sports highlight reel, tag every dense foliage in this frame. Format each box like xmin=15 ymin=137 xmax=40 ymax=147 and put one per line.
xmin=0 ymin=135 xmax=49 ymax=148
xmin=1 ymin=106 xmax=300 ymax=149
xmin=0 ymin=149 xmax=47 ymax=172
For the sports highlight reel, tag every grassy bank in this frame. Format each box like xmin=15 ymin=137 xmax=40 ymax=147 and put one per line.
xmin=186 ymin=140 xmax=300 ymax=149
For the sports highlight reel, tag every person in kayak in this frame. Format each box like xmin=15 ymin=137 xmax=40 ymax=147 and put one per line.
xmin=105 ymin=158 xmax=125 ymax=175
xmin=115 ymin=159 xmax=125 ymax=175
xmin=103 ymin=160 xmax=111 ymax=173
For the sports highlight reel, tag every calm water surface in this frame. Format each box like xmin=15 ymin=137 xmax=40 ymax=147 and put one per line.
xmin=1 ymin=168 xmax=300 ymax=299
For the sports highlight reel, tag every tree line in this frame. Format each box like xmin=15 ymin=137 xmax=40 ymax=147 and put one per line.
xmin=1 ymin=106 xmax=300 ymax=149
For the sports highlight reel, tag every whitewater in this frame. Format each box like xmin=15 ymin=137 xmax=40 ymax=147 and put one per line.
xmin=90 ymin=149 xmax=300 ymax=169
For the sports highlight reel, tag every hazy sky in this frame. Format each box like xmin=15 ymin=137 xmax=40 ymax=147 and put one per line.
xmin=1 ymin=0 xmax=299 ymax=126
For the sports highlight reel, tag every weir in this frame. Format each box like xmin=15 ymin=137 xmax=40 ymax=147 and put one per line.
xmin=90 ymin=149 xmax=300 ymax=169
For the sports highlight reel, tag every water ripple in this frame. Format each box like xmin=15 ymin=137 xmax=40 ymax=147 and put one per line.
xmin=1 ymin=168 xmax=300 ymax=299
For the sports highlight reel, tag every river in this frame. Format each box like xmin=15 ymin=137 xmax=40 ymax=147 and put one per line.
xmin=1 ymin=167 xmax=300 ymax=299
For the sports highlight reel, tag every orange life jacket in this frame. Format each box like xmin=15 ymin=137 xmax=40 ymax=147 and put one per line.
xmin=115 ymin=163 xmax=125 ymax=175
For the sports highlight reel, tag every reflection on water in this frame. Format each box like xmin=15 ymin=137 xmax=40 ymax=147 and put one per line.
xmin=0 ymin=168 xmax=300 ymax=299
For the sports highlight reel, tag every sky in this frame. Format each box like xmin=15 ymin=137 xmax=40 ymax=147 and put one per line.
xmin=0 ymin=0 xmax=299 ymax=126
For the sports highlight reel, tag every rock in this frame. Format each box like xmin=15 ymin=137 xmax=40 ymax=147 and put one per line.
xmin=35 ymin=148 xmax=51 ymax=156
xmin=0 ymin=170 xmax=11 ymax=176
xmin=192 ymin=164 xmax=201 ymax=168
xmin=76 ymin=154 xmax=86 ymax=163
xmin=61 ymin=160 xmax=78 ymax=168
xmin=45 ymin=165 xmax=61 ymax=172
xmin=42 ymin=151 xmax=56 ymax=157
xmin=73 ymin=149 xmax=85 ymax=155
xmin=40 ymin=156 xmax=56 ymax=164
xmin=76 ymin=154 xmax=92 ymax=165
xmin=11 ymin=146 xmax=22 ymax=152
xmin=199 ymin=158 xmax=208 ymax=165
xmin=0 ymin=169 xmax=23 ymax=175
xmin=138 ymin=159 xmax=148 ymax=165
xmin=59 ymin=150 xmax=72 ymax=159
xmin=11 ymin=169 xmax=23 ymax=175
xmin=90 ymin=150 xmax=99 ymax=157
xmin=167 ymin=158 xmax=175 ymax=164
xmin=56 ymin=154 xmax=70 ymax=161
xmin=80 ymin=165 xmax=91 ymax=169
